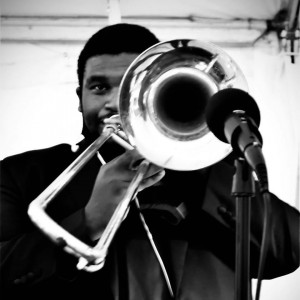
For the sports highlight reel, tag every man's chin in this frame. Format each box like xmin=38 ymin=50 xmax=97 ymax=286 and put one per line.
xmin=82 ymin=130 xmax=100 ymax=143
xmin=84 ymin=129 xmax=120 ymax=144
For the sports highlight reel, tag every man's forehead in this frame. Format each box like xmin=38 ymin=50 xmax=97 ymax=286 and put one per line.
xmin=84 ymin=53 xmax=138 ymax=77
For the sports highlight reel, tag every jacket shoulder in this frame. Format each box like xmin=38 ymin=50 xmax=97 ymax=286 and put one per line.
xmin=0 ymin=144 xmax=77 ymax=182
xmin=1 ymin=144 xmax=73 ymax=164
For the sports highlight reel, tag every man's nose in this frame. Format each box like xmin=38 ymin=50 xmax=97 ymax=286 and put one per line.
xmin=105 ymin=87 xmax=119 ymax=112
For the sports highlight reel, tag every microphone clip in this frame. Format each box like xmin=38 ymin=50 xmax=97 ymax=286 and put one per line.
xmin=224 ymin=111 xmax=262 ymax=159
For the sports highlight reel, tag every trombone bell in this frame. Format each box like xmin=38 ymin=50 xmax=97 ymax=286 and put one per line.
xmin=119 ymin=39 xmax=248 ymax=170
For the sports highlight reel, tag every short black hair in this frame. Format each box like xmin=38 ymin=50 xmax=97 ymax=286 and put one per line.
xmin=77 ymin=23 xmax=160 ymax=88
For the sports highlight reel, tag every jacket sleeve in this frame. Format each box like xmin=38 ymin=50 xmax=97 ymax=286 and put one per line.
xmin=201 ymin=156 xmax=300 ymax=279
xmin=0 ymin=157 xmax=91 ymax=289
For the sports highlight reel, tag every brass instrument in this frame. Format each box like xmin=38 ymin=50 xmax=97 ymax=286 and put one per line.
xmin=27 ymin=39 xmax=248 ymax=272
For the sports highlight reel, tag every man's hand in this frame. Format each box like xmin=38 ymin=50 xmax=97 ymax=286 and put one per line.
xmin=84 ymin=149 xmax=165 ymax=240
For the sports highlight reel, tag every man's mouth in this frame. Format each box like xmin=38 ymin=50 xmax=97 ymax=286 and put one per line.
xmin=97 ymin=115 xmax=119 ymax=133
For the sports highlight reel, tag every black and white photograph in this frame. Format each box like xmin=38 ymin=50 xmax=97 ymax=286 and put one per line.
xmin=0 ymin=1 xmax=299 ymax=299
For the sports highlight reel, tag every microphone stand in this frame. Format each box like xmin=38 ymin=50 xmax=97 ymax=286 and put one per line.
xmin=232 ymin=157 xmax=255 ymax=300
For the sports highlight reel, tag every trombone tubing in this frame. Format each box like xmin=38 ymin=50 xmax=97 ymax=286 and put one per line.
xmin=27 ymin=127 xmax=115 ymax=263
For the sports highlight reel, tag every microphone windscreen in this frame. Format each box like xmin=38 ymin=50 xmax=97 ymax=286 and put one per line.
xmin=205 ymin=88 xmax=260 ymax=142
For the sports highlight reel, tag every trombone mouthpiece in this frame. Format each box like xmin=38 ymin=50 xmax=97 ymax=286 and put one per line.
xmin=101 ymin=115 xmax=122 ymax=133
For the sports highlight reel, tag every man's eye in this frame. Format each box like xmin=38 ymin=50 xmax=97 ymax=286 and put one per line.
xmin=90 ymin=83 xmax=110 ymax=94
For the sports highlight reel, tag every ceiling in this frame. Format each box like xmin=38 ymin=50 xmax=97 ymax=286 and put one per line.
xmin=0 ymin=1 xmax=299 ymax=49
xmin=0 ymin=0 xmax=293 ymax=20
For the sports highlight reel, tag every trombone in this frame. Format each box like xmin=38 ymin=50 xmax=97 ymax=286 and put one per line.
xmin=28 ymin=39 xmax=248 ymax=272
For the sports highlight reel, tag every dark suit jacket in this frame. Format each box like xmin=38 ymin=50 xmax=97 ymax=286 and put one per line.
xmin=0 ymin=142 xmax=299 ymax=299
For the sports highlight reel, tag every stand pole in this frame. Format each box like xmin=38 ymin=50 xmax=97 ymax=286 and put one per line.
xmin=232 ymin=158 xmax=255 ymax=300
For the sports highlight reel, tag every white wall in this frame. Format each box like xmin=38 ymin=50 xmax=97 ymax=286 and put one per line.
xmin=0 ymin=43 xmax=83 ymax=156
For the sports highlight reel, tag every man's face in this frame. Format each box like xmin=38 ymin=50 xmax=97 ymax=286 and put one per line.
xmin=78 ymin=53 xmax=138 ymax=137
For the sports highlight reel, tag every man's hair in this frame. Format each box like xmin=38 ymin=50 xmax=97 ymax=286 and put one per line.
xmin=77 ymin=23 xmax=160 ymax=89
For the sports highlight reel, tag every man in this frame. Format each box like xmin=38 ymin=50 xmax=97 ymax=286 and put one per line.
xmin=0 ymin=23 xmax=299 ymax=299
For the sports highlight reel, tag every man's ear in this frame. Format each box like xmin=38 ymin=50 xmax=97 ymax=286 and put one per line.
xmin=76 ymin=87 xmax=82 ymax=112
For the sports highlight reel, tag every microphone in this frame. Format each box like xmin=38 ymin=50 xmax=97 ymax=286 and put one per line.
xmin=205 ymin=88 xmax=268 ymax=192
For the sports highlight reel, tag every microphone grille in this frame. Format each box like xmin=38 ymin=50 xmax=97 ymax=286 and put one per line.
xmin=205 ymin=88 xmax=260 ymax=142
